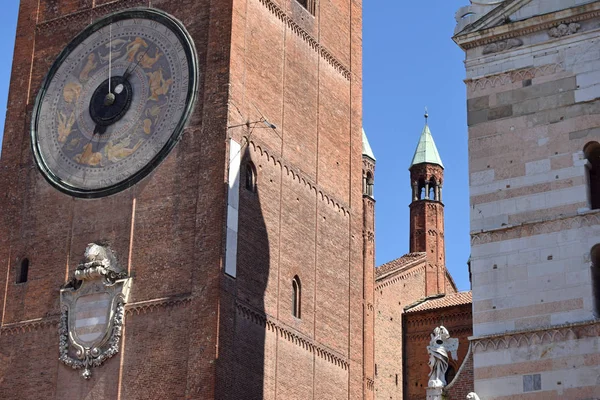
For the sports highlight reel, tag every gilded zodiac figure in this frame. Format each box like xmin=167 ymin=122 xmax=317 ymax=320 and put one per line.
xmin=147 ymin=68 xmax=173 ymax=101
xmin=79 ymin=53 xmax=97 ymax=82
xmin=63 ymin=82 xmax=82 ymax=104
xmin=74 ymin=143 xmax=103 ymax=166
xmin=126 ymin=37 xmax=148 ymax=63
xmin=105 ymin=136 xmax=142 ymax=162
xmin=57 ymin=111 xmax=76 ymax=143
xmin=139 ymin=48 xmax=162 ymax=69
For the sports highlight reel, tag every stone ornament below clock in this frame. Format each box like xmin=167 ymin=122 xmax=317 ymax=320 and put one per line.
xmin=59 ymin=243 xmax=132 ymax=379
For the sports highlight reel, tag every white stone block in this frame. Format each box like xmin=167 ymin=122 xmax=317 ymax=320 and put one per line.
xmin=526 ymin=159 xmax=551 ymax=175
xmin=471 ymin=169 xmax=495 ymax=186
xmin=575 ymin=84 xmax=600 ymax=103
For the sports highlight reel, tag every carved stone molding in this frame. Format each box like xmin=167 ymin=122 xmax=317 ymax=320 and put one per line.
xmin=466 ymin=62 xmax=565 ymax=92
xmin=455 ymin=3 xmax=600 ymax=49
xmin=236 ymin=301 xmax=349 ymax=370
xmin=471 ymin=319 xmax=599 ymax=352
xmin=257 ymin=0 xmax=351 ymax=80
xmin=482 ymin=38 xmax=523 ymax=54
xmin=472 ymin=210 xmax=600 ymax=246
xmin=549 ymin=22 xmax=581 ymax=38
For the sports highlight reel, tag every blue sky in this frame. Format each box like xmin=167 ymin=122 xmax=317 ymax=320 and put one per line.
xmin=0 ymin=1 xmax=472 ymax=291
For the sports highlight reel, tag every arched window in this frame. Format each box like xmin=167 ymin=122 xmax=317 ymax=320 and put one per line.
xmin=591 ymin=244 xmax=600 ymax=317
xmin=16 ymin=258 xmax=29 ymax=284
xmin=245 ymin=162 xmax=257 ymax=192
xmin=584 ymin=142 xmax=600 ymax=210
xmin=429 ymin=179 xmax=437 ymax=201
xmin=292 ymin=276 xmax=301 ymax=318
xmin=365 ymin=172 xmax=374 ymax=197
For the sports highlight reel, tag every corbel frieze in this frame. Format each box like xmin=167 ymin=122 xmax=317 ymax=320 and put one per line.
xmin=236 ymin=301 xmax=349 ymax=370
xmin=471 ymin=319 xmax=599 ymax=352
xmin=466 ymin=63 xmax=564 ymax=92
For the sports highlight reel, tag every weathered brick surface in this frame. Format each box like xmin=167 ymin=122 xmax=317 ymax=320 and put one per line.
xmin=1 ymin=0 xmax=367 ymax=399
xmin=444 ymin=344 xmax=474 ymax=400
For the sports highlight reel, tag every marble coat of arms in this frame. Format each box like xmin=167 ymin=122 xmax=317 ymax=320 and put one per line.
xmin=59 ymin=243 xmax=132 ymax=379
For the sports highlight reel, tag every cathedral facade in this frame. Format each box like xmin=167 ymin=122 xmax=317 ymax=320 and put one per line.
xmin=454 ymin=0 xmax=600 ymax=398
xmin=0 ymin=0 xmax=370 ymax=399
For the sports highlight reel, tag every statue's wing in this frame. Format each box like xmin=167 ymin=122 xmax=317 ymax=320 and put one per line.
xmin=446 ymin=338 xmax=459 ymax=360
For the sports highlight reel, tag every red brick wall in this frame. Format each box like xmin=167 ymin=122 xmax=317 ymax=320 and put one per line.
xmin=403 ymin=303 xmax=473 ymax=400
xmin=444 ymin=343 xmax=474 ymax=400
xmin=375 ymin=263 xmax=427 ymax=399
xmin=217 ymin=0 xmax=365 ymax=398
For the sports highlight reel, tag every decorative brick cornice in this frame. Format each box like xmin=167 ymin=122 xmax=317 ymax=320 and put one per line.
xmin=248 ymin=139 xmax=350 ymax=216
xmin=471 ymin=209 xmax=600 ymax=246
xmin=236 ymin=301 xmax=349 ymax=370
xmin=257 ymin=0 xmax=351 ymax=80
xmin=405 ymin=326 xmax=472 ymax=342
xmin=0 ymin=316 xmax=60 ymax=336
xmin=405 ymin=311 xmax=472 ymax=329
xmin=125 ymin=294 xmax=192 ymax=315
xmin=375 ymin=264 xmax=426 ymax=289
xmin=466 ymin=62 xmax=565 ymax=92
xmin=36 ymin=0 xmax=147 ymax=35
xmin=471 ymin=319 xmax=599 ymax=352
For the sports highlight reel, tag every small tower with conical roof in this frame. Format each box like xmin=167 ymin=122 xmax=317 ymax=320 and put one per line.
xmin=409 ymin=112 xmax=446 ymax=296
xmin=361 ymin=128 xmax=376 ymax=398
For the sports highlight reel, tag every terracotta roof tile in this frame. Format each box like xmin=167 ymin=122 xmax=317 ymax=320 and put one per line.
xmin=375 ymin=252 xmax=427 ymax=279
xmin=405 ymin=291 xmax=472 ymax=313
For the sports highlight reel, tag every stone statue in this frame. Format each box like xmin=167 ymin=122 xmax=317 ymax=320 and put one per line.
xmin=427 ymin=326 xmax=450 ymax=388
xmin=467 ymin=393 xmax=481 ymax=400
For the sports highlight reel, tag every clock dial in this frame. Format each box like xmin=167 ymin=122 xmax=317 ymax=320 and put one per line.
xmin=31 ymin=8 xmax=198 ymax=197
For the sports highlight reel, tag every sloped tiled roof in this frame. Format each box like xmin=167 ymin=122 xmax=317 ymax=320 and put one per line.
xmin=405 ymin=291 xmax=472 ymax=313
xmin=375 ymin=252 xmax=427 ymax=280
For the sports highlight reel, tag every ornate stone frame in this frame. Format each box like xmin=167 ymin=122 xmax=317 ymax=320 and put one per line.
xmin=59 ymin=244 xmax=132 ymax=379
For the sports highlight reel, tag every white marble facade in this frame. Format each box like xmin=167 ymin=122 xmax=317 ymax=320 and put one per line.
xmin=454 ymin=1 xmax=600 ymax=399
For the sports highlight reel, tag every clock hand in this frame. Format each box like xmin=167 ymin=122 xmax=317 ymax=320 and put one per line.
xmin=122 ymin=46 xmax=150 ymax=81
xmin=108 ymin=24 xmax=112 ymax=95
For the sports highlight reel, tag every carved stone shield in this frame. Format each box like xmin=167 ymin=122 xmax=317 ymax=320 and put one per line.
xmin=59 ymin=243 xmax=132 ymax=379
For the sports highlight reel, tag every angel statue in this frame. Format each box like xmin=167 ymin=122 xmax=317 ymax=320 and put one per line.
xmin=426 ymin=326 xmax=458 ymax=388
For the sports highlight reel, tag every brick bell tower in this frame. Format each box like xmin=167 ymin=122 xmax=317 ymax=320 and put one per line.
xmin=409 ymin=112 xmax=446 ymax=296
xmin=0 ymin=0 xmax=366 ymax=399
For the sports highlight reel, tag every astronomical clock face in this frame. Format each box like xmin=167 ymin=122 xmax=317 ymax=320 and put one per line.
xmin=31 ymin=8 xmax=198 ymax=197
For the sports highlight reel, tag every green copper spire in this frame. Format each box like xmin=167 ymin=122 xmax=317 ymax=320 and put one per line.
xmin=409 ymin=111 xmax=443 ymax=169
xmin=362 ymin=128 xmax=376 ymax=161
